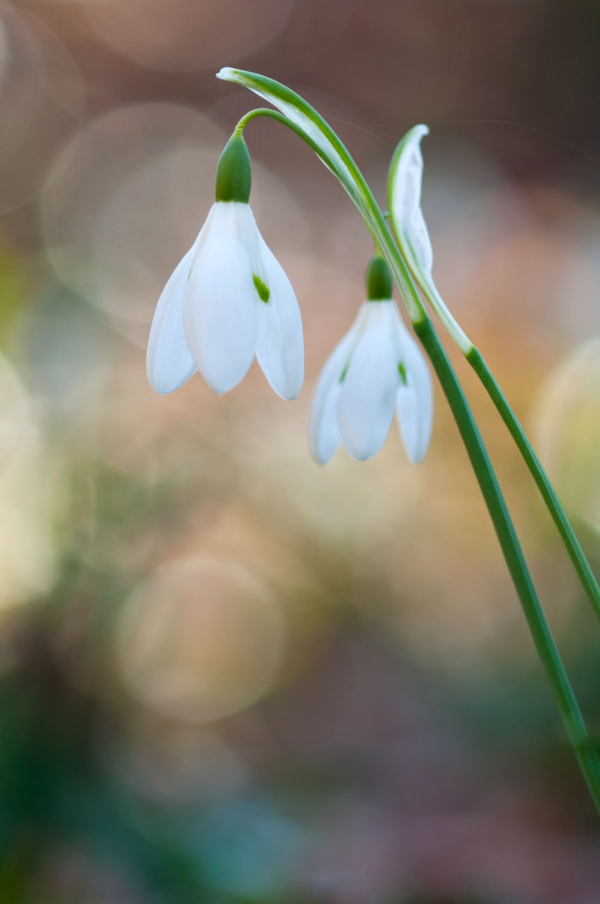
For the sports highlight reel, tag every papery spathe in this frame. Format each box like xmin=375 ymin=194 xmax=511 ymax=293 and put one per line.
xmin=388 ymin=124 xmax=433 ymax=278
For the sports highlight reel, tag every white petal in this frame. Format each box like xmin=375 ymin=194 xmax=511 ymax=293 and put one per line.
xmin=308 ymin=325 xmax=360 ymax=465
xmin=254 ymin=236 xmax=304 ymax=400
xmin=388 ymin=125 xmax=433 ymax=276
xmin=146 ymin=238 xmax=201 ymax=394
xmin=338 ymin=302 xmax=400 ymax=461
xmin=183 ymin=202 xmax=257 ymax=394
xmin=395 ymin=318 xmax=434 ymax=464
xmin=230 ymin=203 xmax=269 ymax=285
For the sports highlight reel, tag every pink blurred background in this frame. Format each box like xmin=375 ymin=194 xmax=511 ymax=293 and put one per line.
xmin=1 ymin=1 xmax=600 ymax=901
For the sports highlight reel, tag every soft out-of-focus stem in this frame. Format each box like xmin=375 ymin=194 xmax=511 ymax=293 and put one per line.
xmin=385 ymin=116 xmax=600 ymax=625
xmin=415 ymin=318 xmax=600 ymax=813
xmin=389 ymin=198 xmax=600 ymax=625
xmin=466 ymin=345 xmax=600 ymax=622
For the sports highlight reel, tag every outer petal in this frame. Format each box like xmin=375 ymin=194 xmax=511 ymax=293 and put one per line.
xmin=230 ymin=203 xmax=269 ymax=284
xmin=183 ymin=203 xmax=257 ymax=394
xmin=146 ymin=235 xmax=202 ymax=394
xmin=254 ymin=235 xmax=304 ymax=400
xmin=338 ymin=302 xmax=400 ymax=461
xmin=308 ymin=318 xmax=363 ymax=464
xmin=395 ymin=315 xmax=434 ymax=464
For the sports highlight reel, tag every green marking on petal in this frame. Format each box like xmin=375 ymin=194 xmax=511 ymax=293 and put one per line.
xmin=253 ymin=275 xmax=270 ymax=303
xmin=339 ymin=364 xmax=349 ymax=383
xmin=398 ymin=362 xmax=408 ymax=385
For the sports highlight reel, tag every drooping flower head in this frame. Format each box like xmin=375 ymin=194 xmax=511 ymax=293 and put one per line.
xmin=309 ymin=256 xmax=433 ymax=464
xmin=147 ymin=133 xmax=304 ymax=400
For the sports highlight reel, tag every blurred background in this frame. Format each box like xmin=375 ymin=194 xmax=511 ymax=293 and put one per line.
xmin=1 ymin=0 xmax=600 ymax=901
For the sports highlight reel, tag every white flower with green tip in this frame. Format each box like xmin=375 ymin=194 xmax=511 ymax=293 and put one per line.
xmin=147 ymin=134 xmax=303 ymax=399
xmin=309 ymin=257 xmax=433 ymax=464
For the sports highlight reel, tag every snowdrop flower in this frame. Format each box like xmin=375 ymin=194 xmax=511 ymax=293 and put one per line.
xmin=146 ymin=133 xmax=303 ymax=399
xmin=309 ymin=256 xmax=433 ymax=464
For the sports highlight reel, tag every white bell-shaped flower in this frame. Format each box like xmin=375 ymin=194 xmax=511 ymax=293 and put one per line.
xmin=146 ymin=135 xmax=304 ymax=400
xmin=309 ymin=257 xmax=433 ymax=464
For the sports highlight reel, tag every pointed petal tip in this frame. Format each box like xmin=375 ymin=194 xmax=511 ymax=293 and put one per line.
xmin=261 ymin=365 xmax=304 ymax=401
xmin=345 ymin=445 xmax=378 ymax=463
xmin=146 ymin=362 xmax=196 ymax=395
xmin=266 ymin=360 xmax=304 ymax=401
xmin=308 ymin=382 xmax=342 ymax=464
xmin=201 ymin=370 xmax=246 ymax=396
xmin=147 ymin=380 xmax=175 ymax=397
xmin=309 ymin=442 xmax=335 ymax=466
xmin=280 ymin=385 xmax=301 ymax=402
xmin=410 ymin=427 xmax=433 ymax=465
xmin=341 ymin=413 xmax=390 ymax=461
xmin=405 ymin=446 xmax=427 ymax=466
xmin=216 ymin=67 xmax=235 ymax=81
xmin=146 ymin=342 xmax=196 ymax=395
xmin=399 ymin=416 xmax=430 ymax=465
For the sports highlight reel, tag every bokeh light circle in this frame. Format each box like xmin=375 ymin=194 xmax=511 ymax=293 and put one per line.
xmin=0 ymin=354 xmax=59 ymax=608
xmin=535 ymin=338 xmax=600 ymax=533
xmin=118 ymin=557 xmax=287 ymax=724
xmin=80 ymin=0 xmax=296 ymax=72
xmin=42 ymin=103 xmax=227 ymax=332
xmin=0 ymin=4 xmax=84 ymax=212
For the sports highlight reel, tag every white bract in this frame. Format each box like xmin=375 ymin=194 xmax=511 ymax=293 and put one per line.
xmin=388 ymin=124 xmax=472 ymax=354
xmin=309 ymin=300 xmax=433 ymax=464
xmin=146 ymin=201 xmax=304 ymax=399
xmin=388 ymin=124 xmax=433 ymax=279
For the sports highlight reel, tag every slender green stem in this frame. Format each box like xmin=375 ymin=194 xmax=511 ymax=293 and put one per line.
xmin=385 ymin=121 xmax=600 ymax=623
xmin=413 ymin=273 xmax=600 ymax=623
xmin=466 ymin=346 xmax=600 ymax=621
xmin=415 ymin=319 xmax=600 ymax=811
xmin=236 ymin=108 xmax=327 ymax=161
xmin=234 ymin=96 xmax=600 ymax=810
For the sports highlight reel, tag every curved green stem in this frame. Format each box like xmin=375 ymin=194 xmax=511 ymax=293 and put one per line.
xmin=466 ymin=346 xmax=600 ymax=621
xmin=236 ymin=108 xmax=328 ymax=161
xmin=232 ymin=99 xmax=426 ymax=323
xmin=228 ymin=83 xmax=600 ymax=809
xmin=415 ymin=319 xmax=600 ymax=811
xmin=407 ymin=268 xmax=600 ymax=623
